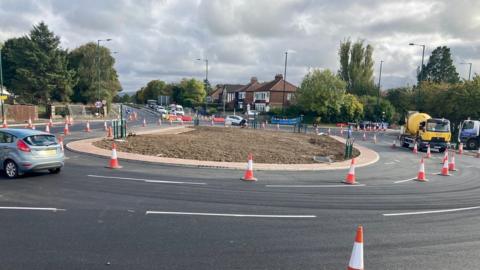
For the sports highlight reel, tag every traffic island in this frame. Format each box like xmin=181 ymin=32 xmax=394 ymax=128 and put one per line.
xmin=67 ymin=126 xmax=379 ymax=171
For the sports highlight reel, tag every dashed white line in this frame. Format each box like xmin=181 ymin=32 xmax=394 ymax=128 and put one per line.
xmin=393 ymin=178 xmax=417 ymax=184
xmin=87 ymin=175 xmax=206 ymax=185
xmin=0 ymin=207 xmax=65 ymax=212
xmin=384 ymin=162 xmax=395 ymax=165
xmin=383 ymin=206 xmax=480 ymax=216
xmin=145 ymin=211 xmax=316 ymax=218
xmin=265 ymin=184 xmax=366 ymax=188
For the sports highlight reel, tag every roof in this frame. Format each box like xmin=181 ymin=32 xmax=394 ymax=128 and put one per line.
xmin=222 ymin=84 xmax=245 ymax=93
xmin=254 ymin=76 xmax=297 ymax=93
xmin=1 ymin=128 xmax=50 ymax=138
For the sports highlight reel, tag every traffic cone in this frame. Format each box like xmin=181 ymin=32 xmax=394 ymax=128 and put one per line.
xmin=107 ymin=126 xmax=113 ymax=138
xmin=440 ymin=158 xmax=450 ymax=176
xmin=327 ymin=128 xmax=331 ymax=135
xmin=391 ymin=139 xmax=397 ymax=149
xmin=449 ymin=151 xmax=457 ymax=171
xmin=85 ymin=121 xmax=91 ymax=132
xmin=276 ymin=123 xmax=280 ymax=131
xmin=45 ymin=124 xmax=50 ymax=134
xmin=362 ymin=132 xmax=366 ymax=141
xmin=2 ymin=118 xmax=7 ymax=128
xmin=347 ymin=225 xmax=364 ymax=270
xmin=27 ymin=117 xmax=32 ymax=128
xmin=143 ymin=118 xmax=147 ymax=127
xmin=372 ymin=133 xmax=377 ymax=144
xmin=458 ymin=143 xmax=464 ymax=155
xmin=340 ymin=128 xmax=344 ymax=136
xmin=413 ymin=143 xmax=418 ymax=154
xmin=211 ymin=119 xmax=214 ymax=126
xmin=169 ymin=119 xmax=173 ymax=125
xmin=261 ymin=122 xmax=266 ymax=129
xmin=48 ymin=117 xmax=53 ymax=127
xmin=63 ymin=123 xmax=69 ymax=136
xmin=58 ymin=136 xmax=64 ymax=152
xmin=69 ymin=116 xmax=74 ymax=126
xmin=158 ymin=118 xmax=162 ymax=126
xmin=343 ymin=158 xmax=357 ymax=185
xmin=425 ymin=144 xmax=431 ymax=158
xmin=441 ymin=151 xmax=449 ymax=164
xmin=416 ymin=158 xmax=428 ymax=182
xmin=107 ymin=142 xmax=122 ymax=169
xmin=241 ymin=154 xmax=257 ymax=181
xmin=104 ymin=121 xmax=108 ymax=131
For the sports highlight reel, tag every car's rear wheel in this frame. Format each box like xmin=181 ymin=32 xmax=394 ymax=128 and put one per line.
xmin=48 ymin=168 xmax=61 ymax=174
xmin=4 ymin=160 xmax=19 ymax=179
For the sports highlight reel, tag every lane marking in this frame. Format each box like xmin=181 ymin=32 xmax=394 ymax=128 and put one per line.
xmin=87 ymin=175 xmax=206 ymax=185
xmin=265 ymin=184 xmax=366 ymax=188
xmin=394 ymin=160 xmax=401 ymax=163
xmin=0 ymin=207 xmax=65 ymax=212
xmin=145 ymin=211 xmax=316 ymax=218
xmin=384 ymin=162 xmax=395 ymax=165
xmin=383 ymin=206 xmax=480 ymax=217
xmin=393 ymin=178 xmax=416 ymax=184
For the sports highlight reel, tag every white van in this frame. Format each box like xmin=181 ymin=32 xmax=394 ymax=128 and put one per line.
xmin=169 ymin=104 xmax=184 ymax=116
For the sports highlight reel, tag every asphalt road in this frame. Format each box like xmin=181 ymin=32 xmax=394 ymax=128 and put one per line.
xmin=0 ymin=107 xmax=479 ymax=269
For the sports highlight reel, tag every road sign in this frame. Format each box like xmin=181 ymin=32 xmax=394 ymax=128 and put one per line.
xmin=95 ymin=101 xmax=102 ymax=108
xmin=0 ymin=95 xmax=8 ymax=100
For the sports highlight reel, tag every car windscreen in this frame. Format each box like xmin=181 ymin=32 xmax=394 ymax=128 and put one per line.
xmin=23 ymin=135 xmax=57 ymax=146
xmin=426 ymin=120 xmax=450 ymax=132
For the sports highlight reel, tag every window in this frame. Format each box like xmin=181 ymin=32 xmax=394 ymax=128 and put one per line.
xmin=426 ymin=120 xmax=450 ymax=132
xmin=227 ymin=93 xmax=235 ymax=102
xmin=255 ymin=103 xmax=266 ymax=112
xmin=238 ymin=103 xmax=243 ymax=109
xmin=462 ymin=121 xmax=475 ymax=130
xmin=254 ymin=92 xmax=269 ymax=101
xmin=238 ymin=92 xmax=245 ymax=99
xmin=24 ymin=135 xmax=57 ymax=146
xmin=287 ymin=93 xmax=293 ymax=101
xmin=0 ymin=132 xmax=15 ymax=143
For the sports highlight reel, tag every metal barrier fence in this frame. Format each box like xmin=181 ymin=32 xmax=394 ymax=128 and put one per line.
xmin=344 ymin=138 xmax=354 ymax=159
xmin=112 ymin=119 xmax=127 ymax=139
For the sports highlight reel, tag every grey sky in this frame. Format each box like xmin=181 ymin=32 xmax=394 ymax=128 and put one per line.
xmin=1 ymin=0 xmax=479 ymax=93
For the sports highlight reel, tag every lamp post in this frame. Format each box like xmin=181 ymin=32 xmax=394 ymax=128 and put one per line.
xmin=460 ymin=62 xmax=472 ymax=81
xmin=197 ymin=58 xmax=209 ymax=112
xmin=409 ymin=42 xmax=426 ymax=110
xmin=377 ymin=60 xmax=383 ymax=107
xmin=0 ymin=46 xmax=4 ymax=123
xmin=96 ymin=39 xmax=112 ymax=102
xmin=282 ymin=51 xmax=289 ymax=115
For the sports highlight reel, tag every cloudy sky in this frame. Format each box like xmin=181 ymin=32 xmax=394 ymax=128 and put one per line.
xmin=1 ymin=0 xmax=479 ymax=93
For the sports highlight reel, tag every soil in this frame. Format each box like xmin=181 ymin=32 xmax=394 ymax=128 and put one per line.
xmin=93 ymin=126 xmax=359 ymax=164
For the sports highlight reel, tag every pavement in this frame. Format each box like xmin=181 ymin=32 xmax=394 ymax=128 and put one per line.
xmin=0 ymin=105 xmax=479 ymax=269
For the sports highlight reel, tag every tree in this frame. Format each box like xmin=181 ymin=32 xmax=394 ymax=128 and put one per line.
xmin=2 ymin=22 xmax=75 ymax=105
xmin=338 ymin=39 xmax=376 ymax=96
xmin=68 ymin=42 xmax=121 ymax=104
xmin=385 ymin=87 xmax=416 ymax=122
xmin=179 ymin=78 xmax=206 ymax=107
xmin=418 ymin=46 xmax=460 ymax=84
xmin=296 ymin=69 xmax=346 ymax=122
xmin=358 ymin=95 xmax=395 ymax=122
xmin=339 ymin=94 xmax=364 ymax=122
xmin=142 ymin=80 xmax=169 ymax=101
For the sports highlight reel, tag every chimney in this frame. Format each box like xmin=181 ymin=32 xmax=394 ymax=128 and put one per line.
xmin=250 ymin=77 xmax=258 ymax=84
xmin=275 ymin=74 xmax=283 ymax=80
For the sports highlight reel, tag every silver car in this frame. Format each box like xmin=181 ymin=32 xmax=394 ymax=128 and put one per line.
xmin=0 ymin=129 xmax=64 ymax=178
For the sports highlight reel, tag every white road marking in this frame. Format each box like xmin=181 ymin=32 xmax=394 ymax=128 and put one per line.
xmin=87 ymin=175 xmax=206 ymax=185
xmin=0 ymin=207 xmax=65 ymax=212
xmin=145 ymin=211 xmax=316 ymax=218
xmin=384 ymin=162 xmax=395 ymax=165
xmin=383 ymin=206 xmax=480 ymax=217
xmin=393 ymin=178 xmax=417 ymax=184
xmin=394 ymin=160 xmax=401 ymax=163
xmin=265 ymin=184 xmax=366 ymax=188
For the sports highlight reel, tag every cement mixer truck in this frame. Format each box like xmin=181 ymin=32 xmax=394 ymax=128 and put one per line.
xmin=400 ymin=111 xmax=451 ymax=152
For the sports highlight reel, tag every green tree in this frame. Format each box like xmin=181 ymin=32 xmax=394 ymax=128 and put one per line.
xmin=358 ymin=95 xmax=395 ymax=122
xmin=385 ymin=87 xmax=416 ymax=122
xmin=296 ymin=69 xmax=346 ymax=122
xmin=338 ymin=39 xmax=376 ymax=96
xmin=142 ymin=80 xmax=169 ymax=101
xmin=179 ymin=78 xmax=206 ymax=107
xmin=2 ymin=22 xmax=75 ymax=105
xmin=418 ymin=46 xmax=459 ymax=84
xmin=68 ymin=42 xmax=121 ymax=104
xmin=339 ymin=93 xmax=364 ymax=122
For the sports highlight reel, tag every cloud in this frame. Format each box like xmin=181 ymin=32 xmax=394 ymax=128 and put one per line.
xmin=0 ymin=0 xmax=479 ymax=93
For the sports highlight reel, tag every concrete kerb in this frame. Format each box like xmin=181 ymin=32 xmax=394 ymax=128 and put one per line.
xmin=66 ymin=127 xmax=379 ymax=171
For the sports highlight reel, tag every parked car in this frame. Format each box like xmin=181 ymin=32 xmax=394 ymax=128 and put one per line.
xmin=225 ymin=115 xmax=245 ymax=126
xmin=156 ymin=106 xmax=167 ymax=114
xmin=0 ymin=129 xmax=64 ymax=178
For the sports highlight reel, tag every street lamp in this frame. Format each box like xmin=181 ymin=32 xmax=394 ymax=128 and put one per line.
xmin=460 ymin=62 xmax=472 ymax=81
xmin=96 ymin=38 xmax=112 ymax=103
xmin=196 ymin=58 xmax=209 ymax=111
xmin=377 ymin=60 xmax=383 ymax=107
xmin=281 ymin=50 xmax=295 ymax=115
xmin=409 ymin=42 xmax=426 ymax=111
xmin=0 ymin=45 xmax=5 ymax=123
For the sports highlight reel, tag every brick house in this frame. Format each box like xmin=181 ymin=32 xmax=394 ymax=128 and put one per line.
xmin=210 ymin=84 xmax=245 ymax=110
xmin=244 ymin=74 xmax=297 ymax=112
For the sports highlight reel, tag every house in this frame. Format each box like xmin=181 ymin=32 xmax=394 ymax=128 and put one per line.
xmin=244 ymin=74 xmax=297 ymax=112
xmin=210 ymin=84 xmax=245 ymax=110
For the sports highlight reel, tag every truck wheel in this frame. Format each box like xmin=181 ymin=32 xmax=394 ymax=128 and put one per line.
xmin=466 ymin=139 xmax=478 ymax=150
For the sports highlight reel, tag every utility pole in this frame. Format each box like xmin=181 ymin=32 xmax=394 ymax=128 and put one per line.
xmin=460 ymin=62 xmax=473 ymax=81
xmin=377 ymin=60 xmax=383 ymax=107
xmin=282 ymin=51 xmax=288 ymax=115
xmin=197 ymin=58 xmax=209 ymax=112
xmin=409 ymin=43 xmax=426 ymax=111
xmin=0 ymin=46 xmax=4 ymax=123
xmin=96 ymin=39 xmax=112 ymax=104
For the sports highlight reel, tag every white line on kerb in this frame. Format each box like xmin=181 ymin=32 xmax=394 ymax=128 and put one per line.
xmin=87 ymin=175 xmax=206 ymax=185
xmin=393 ymin=178 xmax=416 ymax=184
xmin=145 ymin=211 xmax=316 ymax=218
xmin=266 ymin=184 xmax=366 ymax=188
xmin=0 ymin=207 xmax=65 ymax=212
xmin=383 ymin=206 xmax=480 ymax=217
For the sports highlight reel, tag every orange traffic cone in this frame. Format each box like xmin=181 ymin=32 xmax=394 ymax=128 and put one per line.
xmin=63 ymin=123 xmax=70 ymax=135
xmin=85 ymin=121 xmax=91 ymax=132
xmin=449 ymin=151 xmax=457 ymax=171
xmin=347 ymin=225 xmax=364 ymax=270
xmin=2 ymin=118 xmax=7 ymax=128
xmin=458 ymin=143 xmax=464 ymax=155
xmin=440 ymin=158 xmax=450 ymax=176
xmin=441 ymin=151 xmax=449 ymax=164
xmin=343 ymin=158 xmax=357 ymax=184
xmin=241 ymin=154 xmax=257 ymax=181
xmin=45 ymin=124 xmax=50 ymax=134
xmin=104 ymin=121 xmax=108 ymax=131
xmin=58 ymin=136 xmax=64 ymax=152
xmin=107 ymin=143 xmax=122 ymax=169
xmin=413 ymin=143 xmax=418 ymax=154
xmin=425 ymin=144 xmax=431 ymax=158
xmin=391 ymin=139 xmax=397 ymax=149
xmin=107 ymin=126 xmax=113 ymax=138
xmin=416 ymin=158 xmax=428 ymax=182
xmin=69 ymin=116 xmax=74 ymax=126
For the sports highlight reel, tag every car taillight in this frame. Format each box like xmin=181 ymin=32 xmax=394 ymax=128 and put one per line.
xmin=17 ymin=139 xmax=31 ymax=152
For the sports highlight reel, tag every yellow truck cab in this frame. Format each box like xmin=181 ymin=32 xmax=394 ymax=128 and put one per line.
xmin=400 ymin=111 xmax=451 ymax=152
